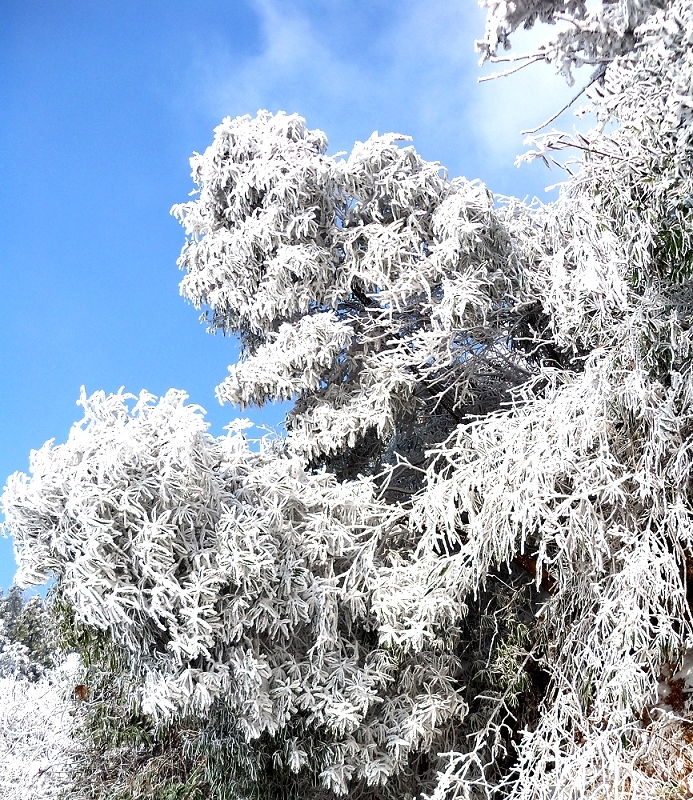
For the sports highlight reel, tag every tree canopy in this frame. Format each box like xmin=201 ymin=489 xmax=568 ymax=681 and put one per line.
xmin=4 ymin=0 xmax=693 ymax=797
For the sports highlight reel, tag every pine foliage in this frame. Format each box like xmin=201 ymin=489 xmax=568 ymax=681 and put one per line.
xmin=0 ymin=587 xmax=57 ymax=680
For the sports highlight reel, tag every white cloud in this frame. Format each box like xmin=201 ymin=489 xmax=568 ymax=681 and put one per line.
xmin=469 ymin=21 xmax=596 ymax=197
xmin=187 ymin=0 xmax=587 ymax=198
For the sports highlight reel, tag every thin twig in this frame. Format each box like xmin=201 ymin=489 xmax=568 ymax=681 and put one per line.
xmin=478 ymin=55 xmax=545 ymax=82
xmin=488 ymin=51 xmax=548 ymax=64
xmin=521 ymin=64 xmax=607 ymax=135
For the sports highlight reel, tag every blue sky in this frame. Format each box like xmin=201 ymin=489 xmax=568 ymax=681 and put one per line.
xmin=0 ymin=0 xmax=577 ymax=591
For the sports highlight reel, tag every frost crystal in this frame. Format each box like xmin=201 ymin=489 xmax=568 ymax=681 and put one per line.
xmin=5 ymin=0 xmax=693 ymax=797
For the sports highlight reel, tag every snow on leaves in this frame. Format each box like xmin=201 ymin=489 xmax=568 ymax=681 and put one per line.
xmin=6 ymin=0 xmax=693 ymax=798
xmin=2 ymin=389 xmax=466 ymax=795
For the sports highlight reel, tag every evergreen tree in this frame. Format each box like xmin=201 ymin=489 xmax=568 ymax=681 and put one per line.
xmin=0 ymin=586 xmax=57 ymax=680
xmin=5 ymin=0 xmax=693 ymax=797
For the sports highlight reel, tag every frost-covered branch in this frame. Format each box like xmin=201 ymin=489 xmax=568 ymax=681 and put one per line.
xmin=5 ymin=0 xmax=693 ymax=798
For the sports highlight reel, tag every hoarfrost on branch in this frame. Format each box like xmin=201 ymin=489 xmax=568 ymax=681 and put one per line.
xmin=5 ymin=0 xmax=693 ymax=797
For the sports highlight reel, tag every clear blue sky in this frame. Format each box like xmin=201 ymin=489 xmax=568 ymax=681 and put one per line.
xmin=0 ymin=0 xmax=576 ymax=591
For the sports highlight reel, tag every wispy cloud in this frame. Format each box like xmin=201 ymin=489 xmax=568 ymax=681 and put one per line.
xmin=187 ymin=0 xmax=586 ymax=199
xmin=470 ymin=22 xmax=592 ymax=197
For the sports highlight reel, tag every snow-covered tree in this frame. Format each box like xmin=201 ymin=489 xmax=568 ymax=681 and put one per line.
xmin=0 ymin=587 xmax=58 ymax=681
xmin=5 ymin=0 xmax=693 ymax=797
xmin=0 ymin=589 xmax=79 ymax=800
xmin=3 ymin=389 xmax=467 ymax=799
xmin=0 ymin=654 xmax=81 ymax=800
